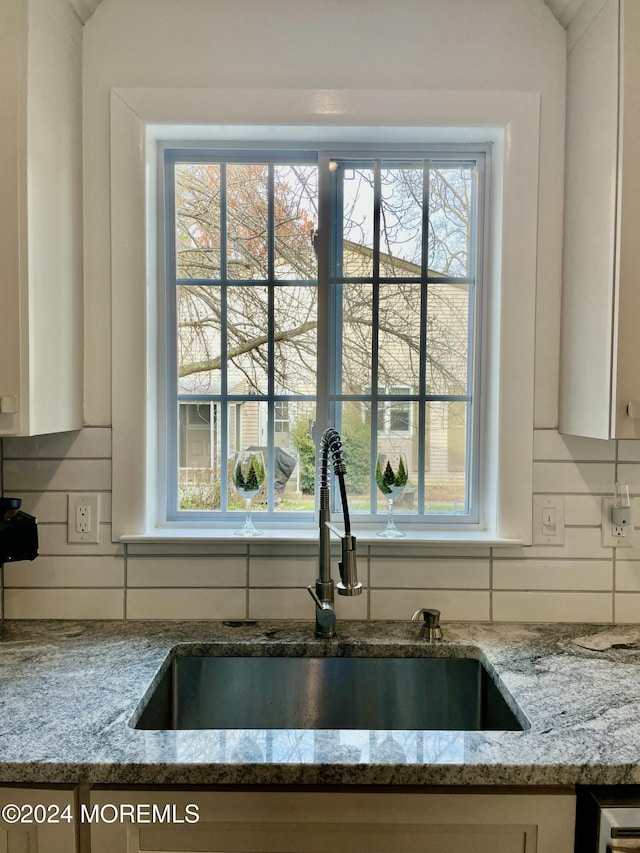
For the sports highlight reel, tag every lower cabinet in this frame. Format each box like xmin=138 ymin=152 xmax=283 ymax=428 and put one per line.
xmin=0 ymin=786 xmax=78 ymax=852
xmin=88 ymin=788 xmax=576 ymax=853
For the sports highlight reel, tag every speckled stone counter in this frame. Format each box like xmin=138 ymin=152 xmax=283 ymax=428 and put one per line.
xmin=1 ymin=619 xmax=640 ymax=787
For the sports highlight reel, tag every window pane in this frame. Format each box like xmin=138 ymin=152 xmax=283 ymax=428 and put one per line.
xmin=274 ymin=401 xmax=289 ymax=434
xmin=175 ymin=164 xmax=221 ymax=280
xmin=425 ymin=283 xmax=469 ymax=395
xmin=340 ymin=283 xmax=373 ymax=394
xmin=177 ymin=285 xmax=221 ymax=395
xmin=424 ymin=401 xmax=468 ymax=513
xmin=289 ymin=403 xmax=316 ymax=510
xmin=428 ymin=165 xmax=474 ymax=277
xmin=229 ymin=401 xmax=268 ymax=512
xmin=227 ymin=401 xmax=305 ymax=513
xmin=340 ymin=400 xmax=372 ymax=511
xmin=376 ymin=405 xmax=417 ymax=514
xmin=274 ymin=165 xmax=318 ymax=280
xmin=227 ymin=286 xmax=269 ymax=395
xmin=274 ymin=285 xmax=317 ymax=394
xmin=378 ymin=283 xmax=421 ymax=391
xmin=380 ymin=166 xmax=423 ymax=276
xmin=342 ymin=167 xmax=375 ymax=278
xmin=227 ymin=164 xmax=269 ymax=280
xmin=178 ymin=401 xmax=220 ymax=510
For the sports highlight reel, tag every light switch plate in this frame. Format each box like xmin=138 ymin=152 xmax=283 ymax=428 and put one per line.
xmin=532 ymin=495 xmax=565 ymax=545
xmin=67 ymin=493 xmax=100 ymax=544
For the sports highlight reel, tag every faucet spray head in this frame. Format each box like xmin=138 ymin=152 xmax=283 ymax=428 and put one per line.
xmin=337 ymin=544 xmax=362 ymax=596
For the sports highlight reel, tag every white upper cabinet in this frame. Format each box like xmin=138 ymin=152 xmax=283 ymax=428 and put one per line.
xmin=560 ymin=0 xmax=640 ymax=438
xmin=0 ymin=0 xmax=83 ymax=436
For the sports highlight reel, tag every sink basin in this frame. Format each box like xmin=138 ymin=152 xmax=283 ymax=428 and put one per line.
xmin=132 ymin=655 xmax=526 ymax=732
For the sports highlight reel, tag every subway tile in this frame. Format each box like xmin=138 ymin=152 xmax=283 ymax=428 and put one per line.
xmin=605 ymin=535 xmax=640 ymax=560
xmin=6 ymin=492 xmax=68 ymax=523
xmin=4 ymin=556 xmax=124 ymax=588
xmin=493 ymin=592 xmax=612 ymax=623
xmin=126 ymin=588 xmax=246 ymax=620
xmin=614 ymin=593 xmax=640 ymax=622
xmin=493 ymin=560 xmax=612 ymax=591
xmin=127 ymin=556 xmax=246 ymax=587
xmin=533 ymin=461 xmax=614 ymax=494
xmin=564 ymin=495 xmax=604 ymax=527
xmin=15 ymin=492 xmax=112 ymax=524
xmin=533 ymin=430 xmax=615 ymax=462
xmin=249 ymin=557 xmax=320 ymax=587
xmin=369 ymin=589 xmax=490 ymax=621
xmin=498 ymin=527 xmax=612 ymax=560
xmin=126 ymin=543 xmax=248 ymax=556
xmin=615 ymin=464 xmax=640 ymax=495
xmin=615 ymin=561 xmax=640 ymax=591
xmin=3 ymin=459 xmax=111 ymax=492
xmin=248 ymin=543 xmax=319 ymax=558
xmin=618 ymin=441 xmax=640 ymax=463
xmin=369 ymin=544 xmax=490 ymax=559
xmin=249 ymin=588 xmax=368 ymax=621
xmin=370 ymin=558 xmax=489 ymax=589
xmin=2 ymin=428 xmax=111 ymax=459
xmin=37 ymin=524 xmax=123 ymax=557
xmin=4 ymin=589 xmax=124 ymax=620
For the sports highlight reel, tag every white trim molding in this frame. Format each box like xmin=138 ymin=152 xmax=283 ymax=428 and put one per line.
xmin=110 ymin=87 xmax=539 ymax=544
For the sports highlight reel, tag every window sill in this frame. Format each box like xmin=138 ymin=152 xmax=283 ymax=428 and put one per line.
xmin=119 ymin=528 xmax=522 ymax=547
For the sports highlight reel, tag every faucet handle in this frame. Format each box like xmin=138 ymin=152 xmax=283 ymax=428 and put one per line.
xmin=411 ymin=608 xmax=442 ymax=640
xmin=307 ymin=585 xmax=337 ymax=635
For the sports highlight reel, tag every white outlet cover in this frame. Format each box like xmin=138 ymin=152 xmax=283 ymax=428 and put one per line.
xmin=602 ymin=496 xmax=637 ymax=548
xmin=67 ymin=493 xmax=100 ymax=544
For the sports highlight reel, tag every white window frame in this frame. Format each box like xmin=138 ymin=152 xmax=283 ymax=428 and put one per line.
xmin=165 ymin=147 xmax=482 ymax=526
xmin=110 ymin=87 xmax=539 ymax=545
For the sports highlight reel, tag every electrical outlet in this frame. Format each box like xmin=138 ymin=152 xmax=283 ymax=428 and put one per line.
xmin=67 ymin=494 xmax=100 ymax=544
xmin=602 ymin=496 xmax=636 ymax=548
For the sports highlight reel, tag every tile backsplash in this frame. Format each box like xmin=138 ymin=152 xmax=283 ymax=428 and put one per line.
xmin=1 ymin=427 xmax=640 ymax=623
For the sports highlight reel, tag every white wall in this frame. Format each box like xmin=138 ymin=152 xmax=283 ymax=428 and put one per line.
xmin=7 ymin=0 xmax=609 ymax=623
xmin=82 ymin=0 xmax=566 ymax=428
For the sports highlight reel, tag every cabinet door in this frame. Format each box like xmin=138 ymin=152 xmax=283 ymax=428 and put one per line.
xmin=560 ymin=0 xmax=619 ymax=438
xmin=89 ymin=789 xmax=575 ymax=853
xmin=0 ymin=787 xmax=77 ymax=853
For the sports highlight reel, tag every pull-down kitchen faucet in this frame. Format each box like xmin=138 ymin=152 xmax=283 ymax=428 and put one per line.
xmin=307 ymin=428 xmax=362 ymax=638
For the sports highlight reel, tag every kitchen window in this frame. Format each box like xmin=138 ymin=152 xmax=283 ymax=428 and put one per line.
xmin=163 ymin=147 xmax=483 ymax=525
xmin=110 ymin=88 xmax=538 ymax=543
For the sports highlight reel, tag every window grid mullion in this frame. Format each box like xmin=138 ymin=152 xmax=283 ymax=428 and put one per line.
xmin=220 ymin=163 xmax=229 ymax=512
xmin=370 ymin=160 xmax=382 ymax=513
xmin=417 ymin=159 xmax=430 ymax=516
xmin=465 ymin=160 xmax=480 ymax=514
xmin=266 ymin=163 xmax=276 ymax=512
xmin=166 ymin=159 xmax=179 ymax=522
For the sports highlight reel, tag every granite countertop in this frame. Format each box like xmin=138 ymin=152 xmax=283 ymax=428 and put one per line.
xmin=2 ymin=618 xmax=640 ymax=787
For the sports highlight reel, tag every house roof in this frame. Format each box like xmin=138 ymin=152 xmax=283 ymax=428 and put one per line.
xmin=344 ymin=239 xmax=452 ymax=280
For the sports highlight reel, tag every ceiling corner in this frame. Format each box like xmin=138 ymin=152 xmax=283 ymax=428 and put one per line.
xmin=68 ymin=0 xmax=103 ymax=25
xmin=544 ymin=0 xmax=585 ymax=28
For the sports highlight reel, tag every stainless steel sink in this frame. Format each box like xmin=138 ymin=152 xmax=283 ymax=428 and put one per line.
xmin=132 ymin=655 xmax=526 ymax=732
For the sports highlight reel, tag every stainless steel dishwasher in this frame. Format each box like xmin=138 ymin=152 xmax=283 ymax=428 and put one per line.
xmin=576 ymin=787 xmax=640 ymax=852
